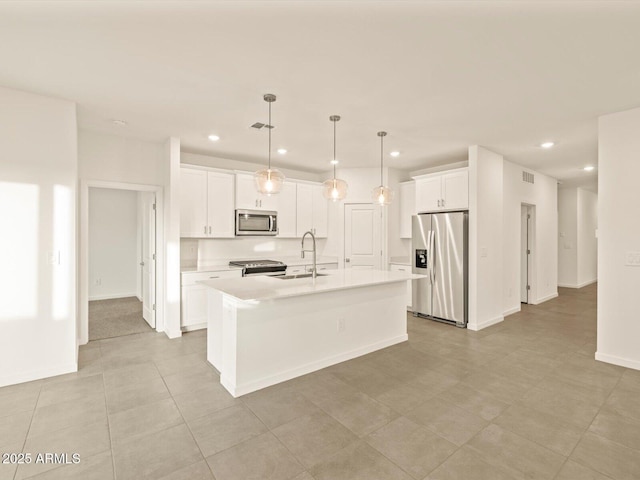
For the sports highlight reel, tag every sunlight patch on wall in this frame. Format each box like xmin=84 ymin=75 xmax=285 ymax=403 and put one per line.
xmin=0 ymin=182 xmax=39 ymax=320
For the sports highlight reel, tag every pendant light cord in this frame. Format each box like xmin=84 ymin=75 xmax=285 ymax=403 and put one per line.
xmin=380 ymin=133 xmax=384 ymax=185
xmin=268 ymin=100 xmax=272 ymax=170
xmin=333 ymin=119 xmax=337 ymax=179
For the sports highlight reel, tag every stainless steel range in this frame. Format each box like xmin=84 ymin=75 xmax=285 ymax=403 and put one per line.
xmin=228 ymin=259 xmax=287 ymax=277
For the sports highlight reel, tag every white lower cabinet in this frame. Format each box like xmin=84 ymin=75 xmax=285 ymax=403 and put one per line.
xmin=285 ymin=262 xmax=338 ymax=275
xmin=181 ymin=270 xmax=242 ymax=330
xmin=389 ymin=263 xmax=412 ymax=310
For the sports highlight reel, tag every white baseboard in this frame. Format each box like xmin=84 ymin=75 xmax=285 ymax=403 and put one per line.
xmin=164 ymin=328 xmax=182 ymax=339
xmin=88 ymin=292 xmax=138 ymax=301
xmin=503 ymin=306 xmax=521 ymax=317
xmin=0 ymin=362 xmax=77 ymax=388
xmin=221 ymin=334 xmax=409 ymax=397
xmin=182 ymin=323 xmax=206 ymax=332
xmin=595 ymin=351 xmax=640 ymax=371
xmin=532 ymin=292 xmax=558 ymax=304
xmin=558 ymin=279 xmax=597 ymax=289
xmin=467 ymin=315 xmax=504 ymax=331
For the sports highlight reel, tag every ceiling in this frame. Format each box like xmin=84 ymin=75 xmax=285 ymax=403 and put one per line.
xmin=2 ymin=1 xmax=639 ymax=188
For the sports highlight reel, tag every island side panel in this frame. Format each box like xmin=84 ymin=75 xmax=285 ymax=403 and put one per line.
xmin=223 ymin=281 xmax=407 ymax=397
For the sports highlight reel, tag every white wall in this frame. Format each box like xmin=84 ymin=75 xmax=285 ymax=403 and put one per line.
xmin=468 ymin=146 xmax=504 ymax=330
xmin=558 ymin=187 xmax=598 ymax=288
xmin=89 ymin=188 xmax=139 ymax=300
xmin=0 ymin=86 xmax=77 ymax=387
xmin=558 ymin=188 xmax=578 ymax=287
xmin=79 ymin=130 xmax=164 ymax=185
xmin=577 ymin=188 xmax=598 ymax=286
xmin=181 ymin=152 xmax=323 ymax=183
xmin=503 ymin=160 xmax=558 ymax=314
xmin=596 ymin=106 xmax=640 ymax=370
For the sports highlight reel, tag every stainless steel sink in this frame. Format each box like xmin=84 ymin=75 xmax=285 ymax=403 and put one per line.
xmin=275 ymin=273 xmax=329 ymax=280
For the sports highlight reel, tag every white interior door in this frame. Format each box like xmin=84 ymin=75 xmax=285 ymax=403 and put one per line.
xmin=520 ymin=205 xmax=529 ymax=303
xmin=142 ymin=192 xmax=156 ymax=327
xmin=344 ymin=204 xmax=382 ymax=269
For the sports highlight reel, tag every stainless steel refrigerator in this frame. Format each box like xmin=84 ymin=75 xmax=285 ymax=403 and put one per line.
xmin=412 ymin=212 xmax=468 ymax=327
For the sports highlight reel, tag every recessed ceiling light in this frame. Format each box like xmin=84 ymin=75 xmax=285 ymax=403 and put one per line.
xmin=277 ymin=148 xmax=287 ymax=154
xmin=390 ymin=151 xmax=400 ymax=157
xmin=112 ymin=119 xmax=127 ymax=126
xmin=330 ymin=159 xmax=339 ymax=165
xmin=208 ymin=134 xmax=220 ymax=142
xmin=540 ymin=141 xmax=555 ymax=149
xmin=584 ymin=165 xmax=595 ymax=171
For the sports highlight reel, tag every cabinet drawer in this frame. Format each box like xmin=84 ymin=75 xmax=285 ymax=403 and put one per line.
xmin=389 ymin=264 xmax=411 ymax=273
xmin=181 ymin=269 xmax=242 ymax=286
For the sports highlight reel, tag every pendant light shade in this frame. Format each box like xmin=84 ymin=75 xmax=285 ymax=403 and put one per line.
xmin=254 ymin=94 xmax=285 ymax=195
xmin=322 ymin=115 xmax=348 ymax=201
xmin=372 ymin=131 xmax=393 ymax=205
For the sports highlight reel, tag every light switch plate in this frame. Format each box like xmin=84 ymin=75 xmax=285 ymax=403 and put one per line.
xmin=625 ymin=252 xmax=640 ymax=266
xmin=480 ymin=247 xmax=488 ymax=258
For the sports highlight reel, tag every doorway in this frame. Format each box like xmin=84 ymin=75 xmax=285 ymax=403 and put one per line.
xmin=87 ymin=188 xmax=156 ymax=340
xmin=344 ymin=203 xmax=383 ymax=269
xmin=521 ymin=204 xmax=534 ymax=304
xmin=79 ymin=181 xmax=164 ymax=345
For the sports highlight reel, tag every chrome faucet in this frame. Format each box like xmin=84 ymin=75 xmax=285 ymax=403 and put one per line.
xmin=301 ymin=230 xmax=317 ymax=279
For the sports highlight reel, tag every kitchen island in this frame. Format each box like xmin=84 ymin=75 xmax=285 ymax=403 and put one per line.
xmin=202 ymin=269 xmax=423 ymax=397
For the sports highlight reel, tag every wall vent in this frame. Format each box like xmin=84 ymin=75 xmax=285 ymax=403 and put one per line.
xmin=250 ymin=123 xmax=274 ymax=129
xmin=522 ymin=171 xmax=535 ymax=184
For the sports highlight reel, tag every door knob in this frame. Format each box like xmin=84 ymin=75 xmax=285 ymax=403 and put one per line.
xmin=140 ymin=262 xmax=145 ymax=266
xmin=345 ymin=258 xmax=350 ymax=263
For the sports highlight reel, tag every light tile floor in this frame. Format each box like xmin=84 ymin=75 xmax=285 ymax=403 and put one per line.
xmin=1 ymin=283 xmax=639 ymax=479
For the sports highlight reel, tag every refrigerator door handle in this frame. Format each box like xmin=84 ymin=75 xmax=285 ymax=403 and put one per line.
xmin=430 ymin=230 xmax=436 ymax=284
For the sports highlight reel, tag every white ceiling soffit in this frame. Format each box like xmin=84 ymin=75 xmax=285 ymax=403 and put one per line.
xmin=1 ymin=1 xmax=638 ymax=181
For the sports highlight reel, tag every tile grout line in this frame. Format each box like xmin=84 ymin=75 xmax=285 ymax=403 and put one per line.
xmin=100 ymin=345 xmax=118 ymax=480
xmin=12 ymin=381 xmax=43 ymax=480
xmin=156 ymin=357 xmax=219 ymax=480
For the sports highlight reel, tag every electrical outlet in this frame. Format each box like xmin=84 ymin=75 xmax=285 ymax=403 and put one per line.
xmin=626 ymin=252 xmax=640 ymax=266
xmin=508 ymin=287 xmax=512 ymax=297
xmin=480 ymin=247 xmax=488 ymax=258
xmin=337 ymin=318 xmax=346 ymax=333
xmin=95 ymin=278 xmax=102 ymax=286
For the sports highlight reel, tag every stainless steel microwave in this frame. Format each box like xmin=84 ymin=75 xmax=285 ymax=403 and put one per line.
xmin=235 ymin=209 xmax=278 ymax=236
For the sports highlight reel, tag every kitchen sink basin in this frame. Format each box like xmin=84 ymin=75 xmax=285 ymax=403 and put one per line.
xmin=275 ymin=273 xmax=329 ymax=280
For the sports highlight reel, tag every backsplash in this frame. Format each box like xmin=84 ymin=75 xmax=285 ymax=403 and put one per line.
xmin=181 ymin=237 xmax=330 ymax=267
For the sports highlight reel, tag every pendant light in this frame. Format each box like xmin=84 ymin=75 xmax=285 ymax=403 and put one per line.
xmin=254 ymin=93 xmax=285 ymax=195
xmin=322 ymin=115 xmax=348 ymax=201
xmin=372 ymin=131 xmax=393 ymax=205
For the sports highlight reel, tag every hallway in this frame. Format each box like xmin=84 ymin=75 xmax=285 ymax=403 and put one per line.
xmin=1 ymin=284 xmax=639 ymax=480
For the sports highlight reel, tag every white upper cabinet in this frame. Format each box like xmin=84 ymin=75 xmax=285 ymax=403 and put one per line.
xmin=399 ymin=181 xmax=416 ymax=239
xmin=180 ymin=167 xmax=235 ymax=238
xmin=441 ymin=170 xmax=469 ymax=210
xmin=296 ymin=183 xmax=327 ymax=238
xmin=235 ymin=173 xmax=278 ymax=211
xmin=207 ymin=171 xmax=235 ymax=237
xmin=277 ymin=181 xmax=297 ymax=237
xmin=415 ymin=168 xmax=468 ymax=213
xmin=180 ymin=168 xmax=208 ymax=237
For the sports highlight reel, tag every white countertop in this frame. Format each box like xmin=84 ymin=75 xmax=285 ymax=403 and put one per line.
xmin=200 ymin=269 xmax=424 ymax=303
xmin=182 ymin=256 xmax=339 ymax=274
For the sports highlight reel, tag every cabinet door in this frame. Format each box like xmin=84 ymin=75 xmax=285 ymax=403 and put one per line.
xmin=389 ymin=264 xmax=412 ymax=309
xmin=399 ymin=182 xmax=416 ymax=238
xmin=415 ymin=176 xmax=442 ymax=213
xmin=277 ymin=181 xmax=297 ymax=237
xmin=312 ymin=184 xmax=328 ymax=238
xmin=207 ymin=171 xmax=235 ymax=237
xmin=296 ymin=183 xmax=314 ymax=237
xmin=235 ymin=173 xmax=260 ymax=210
xmin=259 ymin=191 xmax=279 ymax=211
xmin=180 ymin=168 xmax=208 ymax=237
xmin=442 ymin=170 xmax=468 ymax=209
xmin=181 ymin=284 xmax=208 ymax=328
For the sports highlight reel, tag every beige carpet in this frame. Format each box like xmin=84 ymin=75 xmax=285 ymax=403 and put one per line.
xmin=89 ymin=296 xmax=153 ymax=340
